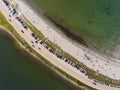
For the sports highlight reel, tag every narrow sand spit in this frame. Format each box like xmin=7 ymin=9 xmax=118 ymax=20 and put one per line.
xmin=12 ymin=0 xmax=120 ymax=80
xmin=0 ymin=0 xmax=120 ymax=90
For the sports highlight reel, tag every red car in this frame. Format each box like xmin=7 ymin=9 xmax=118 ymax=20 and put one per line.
xmin=21 ymin=30 xmax=24 ymax=33
xmin=15 ymin=16 xmax=19 ymax=19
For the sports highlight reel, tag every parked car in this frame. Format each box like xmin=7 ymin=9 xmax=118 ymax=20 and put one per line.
xmin=21 ymin=30 xmax=24 ymax=33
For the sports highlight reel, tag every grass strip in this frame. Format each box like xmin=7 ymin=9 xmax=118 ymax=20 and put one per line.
xmin=0 ymin=11 xmax=96 ymax=90
xmin=19 ymin=13 xmax=120 ymax=86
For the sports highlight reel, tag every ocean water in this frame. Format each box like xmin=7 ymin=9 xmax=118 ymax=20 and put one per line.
xmin=30 ymin=0 xmax=120 ymax=59
xmin=0 ymin=30 xmax=78 ymax=90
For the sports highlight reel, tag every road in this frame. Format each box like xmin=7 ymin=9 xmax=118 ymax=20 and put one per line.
xmin=0 ymin=1 xmax=119 ymax=90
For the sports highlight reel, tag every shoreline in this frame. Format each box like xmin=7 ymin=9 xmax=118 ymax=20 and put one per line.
xmin=0 ymin=2 xmax=92 ymax=88
xmin=22 ymin=0 xmax=120 ymax=77
xmin=45 ymin=15 xmax=89 ymax=47
xmin=1 ymin=0 xmax=120 ymax=89
xmin=26 ymin=0 xmax=120 ymax=62
xmin=0 ymin=26 xmax=84 ymax=90
xmin=25 ymin=0 xmax=89 ymax=48
xmin=25 ymin=0 xmax=120 ymax=64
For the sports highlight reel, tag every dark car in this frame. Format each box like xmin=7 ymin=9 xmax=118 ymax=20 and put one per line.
xmin=93 ymin=82 xmax=97 ymax=85
xmin=31 ymin=41 xmax=34 ymax=44
xmin=32 ymin=45 xmax=35 ymax=47
xmin=35 ymin=41 xmax=38 ymax=44
xmin=9 ymin=19 xmax=12 ymax=22
xmin=24 ymin=26 xmax=28 ymax=30
xmin=31 ymin=33 xmax=35 ymax=37
xmin=9 ymin=15 xmax=11 ymax=17
xmin=3 ymin=0 xmax=9 ymax=6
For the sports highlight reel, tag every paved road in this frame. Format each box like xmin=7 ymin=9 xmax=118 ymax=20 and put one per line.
xmin=0 ymin=1 xmax=120 ymax=90
xmin=14 ymin=0 xmax=120 ymax=80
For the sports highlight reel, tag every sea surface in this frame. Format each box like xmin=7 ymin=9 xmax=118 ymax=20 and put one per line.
xmin=0 ymin=30 xmax=79 ymax=90
xmin=30 ymin=0 xmax=120 ymax=59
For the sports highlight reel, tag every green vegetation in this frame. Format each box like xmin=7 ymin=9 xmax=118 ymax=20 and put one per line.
xmin=30 ymin=0 xmax=120 ymax=57
xmin=0 ymin=12 xmax=26 ymax=45
xmin=11 ymin=4 xmax=18 ymax=9
xmin=20 ymin=15 xmax=44 ymax=39
xmin=19 ymin=13 xmax=120 ymax=86
xmin=0 ymin=10 xmax=120 ymax=90
xmin=60 ymin=49 xmax=120 ymax=86
xmin=0 ymin=11 xmax=94 ymax=90
xmin=0 ymin=12 xmax=13 ymax=30
xmin=55 ymin=67 xmax=95 ymax=90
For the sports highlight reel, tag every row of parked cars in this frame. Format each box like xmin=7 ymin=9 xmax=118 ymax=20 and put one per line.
xmin=31 ymin=32 xmax=87 ymax=75
xmin=3 ymin=0 xmax=9 ymax=6
xmin=91 ymin=76 xmax=120 ymax=88
xmin=17 ymin=16 xmax=28 ymax=30
xmin=31 ymin=33 xmax=120 ymax=88
xmin=2 ymin=0 xmax=28 ymax=31
xmin=3 ymin=0 xmax=17 ymax=16
xmin=3 ymin=0 xmax=87 ymax=75
xmin=3 ymin=0 xmax=120 ymax=88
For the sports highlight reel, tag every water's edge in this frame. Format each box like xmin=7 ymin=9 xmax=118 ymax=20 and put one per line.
xmin=0 ymin=26 xmax=83 ymax=90
xmin=25 ymin=0 xmax=120 ymax=63
xmin=25 ymin=0 xmax=89 ymax=47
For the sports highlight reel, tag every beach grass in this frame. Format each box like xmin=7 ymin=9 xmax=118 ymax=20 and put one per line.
xmin=0 ymin=9 xmax=120 ymax=90
xmin=22 ymin=0 xmax=120 ymax=86
xmin=0 ymin=11 xmax=95 ymax=90
xmin=18 ymin=12 xmax=120 ymax=86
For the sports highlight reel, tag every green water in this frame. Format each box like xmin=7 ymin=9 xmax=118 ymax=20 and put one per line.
xmin=0 ymin=30 xmax=78 ymax=90
xmin=30 ymin=0 xmax=120 ymax=58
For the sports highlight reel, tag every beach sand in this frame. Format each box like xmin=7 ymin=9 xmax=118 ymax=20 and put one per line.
xmin=14 ymin=0 xmax=120 ymax=80
xmin=0 ymin=0 xmax=120 ymax=90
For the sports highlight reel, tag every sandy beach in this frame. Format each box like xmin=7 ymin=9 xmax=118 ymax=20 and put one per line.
xmin=0 ymin=0 xmax=120 ymax=90
xmin=13 ymin=0 xmax=120 ymax=80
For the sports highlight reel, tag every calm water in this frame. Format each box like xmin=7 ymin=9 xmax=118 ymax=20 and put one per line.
xmin=30 ymin=0 xmax=120 ymax=59
xmin=0 ymin=30 xmax=78 ymax=90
